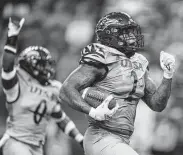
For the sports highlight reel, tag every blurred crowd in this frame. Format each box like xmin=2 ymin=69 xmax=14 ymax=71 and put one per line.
xmin=0 ymin=0 xmax=183 ymax=155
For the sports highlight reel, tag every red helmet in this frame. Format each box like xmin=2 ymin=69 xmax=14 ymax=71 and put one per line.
xmin=95 ymin=12 xmax=144 ymax=54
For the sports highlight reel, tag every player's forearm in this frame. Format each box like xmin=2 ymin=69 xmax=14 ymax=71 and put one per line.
xmin=60 ymin=83 xmax=92 ymax=115
xmin=1 ymin=18 xmax=23 ymax=103
xmin=148 ymin=78 xmax=172 ymax=112
xmin=1 ymin=36 xmax=19 ymax=90
xmin=2 ymin=17 xmax=24 ymax=72
xmin=2 ymin=36 xmax=18 ymax=72
xmin=57 ymin=114 xmax=83 ymax=145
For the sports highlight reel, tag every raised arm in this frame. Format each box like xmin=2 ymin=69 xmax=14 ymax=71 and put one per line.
xmin=142 ymin=51 xmax=175 ymax=112
xmin=1 ymin=18 xmax=24 ymax=103
xmin=142 ymin=70 xmax=172 ymax=112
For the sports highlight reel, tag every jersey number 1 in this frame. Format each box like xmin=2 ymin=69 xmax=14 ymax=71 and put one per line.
xmin=128 ymin=70 xmax=138 ymax=97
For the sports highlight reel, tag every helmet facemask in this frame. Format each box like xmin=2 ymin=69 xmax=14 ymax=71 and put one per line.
xmin=115 ymin=24 xmax=144 ymax=51
xmin=31 ymin=57 xmax=56 ymax=83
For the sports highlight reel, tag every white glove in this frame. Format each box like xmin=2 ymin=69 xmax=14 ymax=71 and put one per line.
xmin=89 ymin=95 xmax=119 ymax=121
xmin=160 ymin=51 xmax=175 ymax=79
xmin=8 ymin=17 xmax=25 ymax=37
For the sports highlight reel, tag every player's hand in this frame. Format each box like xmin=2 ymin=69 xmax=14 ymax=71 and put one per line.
xmin=8 ymin=17 xmax=25 ymax=37
xmin=89 ymin=95 xmax=119 ymax=121
xmin=79 ymin=140 xmax=83 ymax=148
xmin=160 ymin=51 xmax=175 ymax=79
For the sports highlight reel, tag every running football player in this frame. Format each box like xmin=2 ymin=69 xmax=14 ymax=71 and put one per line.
xmin=1 ymin=18 xmax=83 ymax=155
xmin=60 ymin=12 xmax=176 ymax=155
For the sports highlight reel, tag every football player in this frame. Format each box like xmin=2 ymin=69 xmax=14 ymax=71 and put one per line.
xmin=1 ymin=18 xmax=83 ymax=155
xmin=60 ymin=12 xmax=176 ymax=155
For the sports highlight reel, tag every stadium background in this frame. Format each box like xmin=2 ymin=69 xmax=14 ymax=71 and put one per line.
xmin=0 ymin=0 xmax=183 ymax=155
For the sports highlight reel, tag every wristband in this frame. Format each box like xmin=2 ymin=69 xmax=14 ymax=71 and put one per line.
xmin=4 ymin=45 xmax=17 ymax=54
xmin=89 ymin=107 xmax=96 ymax=119
xmin=163 ymin=72 xmax=173 ymax=79
xmin=75 ymin=133 xmax=83 ymax=143
xmin=6 ymin=36 xmax=18 ymax=47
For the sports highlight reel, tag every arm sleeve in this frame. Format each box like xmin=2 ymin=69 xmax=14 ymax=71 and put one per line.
xmin=1 ymin=36 xmax=20 ymax=103
xmin=51 ymin=104 xmax=83 ymax=143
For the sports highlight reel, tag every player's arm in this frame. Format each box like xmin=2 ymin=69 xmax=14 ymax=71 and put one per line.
xmin=1 ymin=18 xmax=24 ymax=103
xmin=60 ymin=63 xmax=106 ymax=114
xmin=142 ymin=51 xmax=175 ymax=112
xmin=60 ymin=44 xmax=107 ymax=114
xmin=142 ymin=70 xmax=172 ymax=112
xmin=60 ymin=44 xmax=118 ymax=121
xmin=51 ymin=104 xmax=84 ymax=147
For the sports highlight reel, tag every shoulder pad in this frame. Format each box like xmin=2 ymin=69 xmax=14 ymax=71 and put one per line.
xmin=79 ymin=43 xmax=107 ymax=67
xmin=49 ymin=80 xmax=62 ymax=89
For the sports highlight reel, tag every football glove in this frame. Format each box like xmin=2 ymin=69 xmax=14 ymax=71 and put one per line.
xmin=8 ymin=17 xmax=25 ymax=37
xmin=79 ymin=140 xmax=83 ymax=148
xmin=89 ymin=95 xmax=119 ymax=121
xmin=160 ymin=51 xmax=175 ymax=79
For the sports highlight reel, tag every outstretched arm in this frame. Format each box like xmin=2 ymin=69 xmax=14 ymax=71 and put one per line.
xmin=142 ymin=51 xmax=175 ymax=112
xmin=1 ymin=18 xmax=24 ymax=103
xmin=51 ymin=104 xmax=83 ymax=147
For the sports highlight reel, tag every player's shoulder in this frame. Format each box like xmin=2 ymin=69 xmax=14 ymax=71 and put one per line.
xmin=49 ymin=80 xmax=62 ymax=90
xmin=82 ymin=43 xmax=107 ymax=54
xmin=16 ymin=67 xmax=32 ymax=83
xmin=79 ymin=43 xmax=107 ymax=65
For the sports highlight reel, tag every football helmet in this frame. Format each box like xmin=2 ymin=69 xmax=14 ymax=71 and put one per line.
xmin=95 ymin=12 xmax=144 ymax=56
xmin=18 ymin=46 xmax=55 ymax=85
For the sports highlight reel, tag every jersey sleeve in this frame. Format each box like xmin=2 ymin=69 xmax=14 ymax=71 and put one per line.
xmin=1 ymin=42 xmax=20 ymax=104
xmin=79 ymin=43 xmax=107 ymax=68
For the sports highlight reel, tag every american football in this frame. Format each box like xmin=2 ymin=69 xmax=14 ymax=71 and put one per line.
xmin=80 ymin=87 xmax=117 ymax=110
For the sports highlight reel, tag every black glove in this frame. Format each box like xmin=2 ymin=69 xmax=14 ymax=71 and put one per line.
xmin=79 ymin=140 xmax=83 ymax=148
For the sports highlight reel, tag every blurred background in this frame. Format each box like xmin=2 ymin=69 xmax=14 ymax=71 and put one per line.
xmin=0 ymin=0 xmax=183 ymax=155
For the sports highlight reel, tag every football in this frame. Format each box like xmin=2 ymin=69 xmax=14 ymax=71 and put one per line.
xmin=80 ymin=87 xmax=116 ymax=110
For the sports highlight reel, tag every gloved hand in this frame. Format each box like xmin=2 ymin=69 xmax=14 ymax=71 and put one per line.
xmin=4 ymin=18 xmax=25 ymax=53
xmin=79 ymin=140 xmax=83 ymax=148
xmin=89 ymin=95 xmax=119 ymax=121
xmin=160 ymin=51 xmax=175 ymax=79
xmin=8 ymin=17 xmax=25 ymax=37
